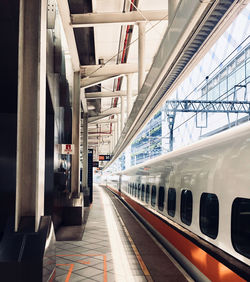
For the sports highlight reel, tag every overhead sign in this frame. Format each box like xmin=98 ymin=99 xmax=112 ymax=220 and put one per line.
xmin=61 ymin=144 xmax=75 ymax=155
xmin=99 ymin=155 xmax=111 ymax=161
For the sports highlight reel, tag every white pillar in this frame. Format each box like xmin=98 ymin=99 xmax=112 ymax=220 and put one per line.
xmin=121 ymin=96 xmax=125 ymax=131
xmin=115 ymin=116 xmax=119 ymax=143
xmin=16 ymin=0 xmax=47 ymax=232
xmin=138 ymin=21 xmax=146 ymax=93
xmin=110 ymin=135 xmax=113 ymax=154
xmin=82 ymin=114 xmax=88 ymax=192
xmin=127 ymin=74 xmax=133 ymax=117
xmin=71 ymin=72 xmax=81 ymax=196
xmin=112 ymin=124 xmax=116 ymax=150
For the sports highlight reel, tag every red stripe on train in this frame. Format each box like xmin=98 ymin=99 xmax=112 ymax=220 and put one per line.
xmin=107 ymin=186 xmax=245 ymax=282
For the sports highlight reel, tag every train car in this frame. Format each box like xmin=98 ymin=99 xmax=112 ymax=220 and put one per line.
xmin=105 ymin=121 xmax=250 ymax=281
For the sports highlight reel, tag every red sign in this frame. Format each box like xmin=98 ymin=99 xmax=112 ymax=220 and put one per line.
xmin=61 ymin=144 xmax=74 ymax=155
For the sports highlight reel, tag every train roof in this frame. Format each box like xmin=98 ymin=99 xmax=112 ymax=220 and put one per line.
xmin=118 ymin=121 xmax=250 ymax=176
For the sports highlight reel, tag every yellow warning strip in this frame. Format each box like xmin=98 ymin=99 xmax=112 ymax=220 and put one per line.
xmin=113 ymin=203 xmax=154 ymax=282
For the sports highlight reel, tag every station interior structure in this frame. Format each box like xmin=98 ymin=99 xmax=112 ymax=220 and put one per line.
xmin=0 ymin=0 xmax=250 ymax=281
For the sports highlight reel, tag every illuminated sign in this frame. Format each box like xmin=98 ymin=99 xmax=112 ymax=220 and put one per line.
xmin=98 ymin=155 xmax=111 ymax=161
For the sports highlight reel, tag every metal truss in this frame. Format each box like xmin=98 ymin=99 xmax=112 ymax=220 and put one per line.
xmin=165 ymin=99 xmax=250 ymax=113
xmin=164 ymin=98 xmax=250 ymax=152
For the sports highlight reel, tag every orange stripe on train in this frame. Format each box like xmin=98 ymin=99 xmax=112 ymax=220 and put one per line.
xmin=107 ymin=186 xmax=245 ymax=282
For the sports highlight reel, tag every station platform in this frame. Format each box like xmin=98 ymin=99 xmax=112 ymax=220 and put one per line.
xmin=54 ymin=185 xmax=191 ymax=282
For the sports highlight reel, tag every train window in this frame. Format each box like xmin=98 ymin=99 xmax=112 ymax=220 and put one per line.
xmin=138 ymin=184 xmax=141 ymax=199
xmin=232 ymin=198 xmax=250 ymax=259
xmin=134 ymin=183 xmax=137 ymax=197
xmin=181 ymin=190 xmax=193 ymax=226
xmin=167 ymin=188 xmax=176 ymax=217
xmin=146 ymin=185 xmax=150 ymax=203
xmin=141 ymin=184 xmax=145 ymax=201
xmin=200 ymin=193 xmax=219 ymax=239
xmin=151 ymin=185 xmax=156 ymax=207
xmin=158 ymin=187 xmax=165 ymax=211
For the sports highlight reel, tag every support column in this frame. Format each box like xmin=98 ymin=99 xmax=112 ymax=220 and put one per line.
xmin=110 ymin=129 xmax=114 ymax=154
xmin=112 ymin=124 xmax=116 ymax=151
xmin=82 ymin=114 xmax=88 ymax=202
xmin=127 ymin=74 xmax=133 ymax=117
xmin=115 ymin=117 xmax=118 ymax=144
xmin=71 ymin=72 xmax=81 ymax=197
xmin=121 ymin=96 xmax=125 ymax=132
xmin=138 ymin=21 xmax=146 ymax=93
xmin=109 ymin=137 xmax=112 ymax=154
xmin=96 ymin=136 xmax=99 ymax=158
xmin=16 ymin=0 xmax=47 ymax=232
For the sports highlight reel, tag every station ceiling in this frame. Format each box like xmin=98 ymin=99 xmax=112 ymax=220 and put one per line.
xmin=66 ymin=0 xmax=168 ymax=161
xmin=62 ymin=0 xmax=247 ymax=164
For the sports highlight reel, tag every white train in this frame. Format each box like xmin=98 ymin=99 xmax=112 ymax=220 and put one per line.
xmin=105 ymin=121 xmax=250 ymax=281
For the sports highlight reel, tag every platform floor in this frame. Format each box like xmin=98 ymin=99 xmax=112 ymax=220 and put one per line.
xmin=54 ymin=185 xmax=146 ymax=282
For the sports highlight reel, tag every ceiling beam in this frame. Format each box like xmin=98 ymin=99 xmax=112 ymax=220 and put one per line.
xmin=56 ymin=0 xmax=80 ymax=71
xmin=81 ymin=63 xmax=150 ymax=78
xmin=71 ymin=10 xmax=168 ymax=28
xmin=88 ymin=107 xmax=120 ymax=122
xmin=88 ymin=115 xmax=112 ymax=123
xmin=87 ymin=133 xmax=112 ymax=136
xmin=87 ymin=135 xmax=111 ymax=138
xmin=80 ymin=75 xmax=120 ymax=88
xmin=86 ymin=91 xmax=137 ymax=99
xmin=88 ymin=140 xmax=110 ymax=144
xmin=92 ymin=107 xmax=120 ymax=116
xmin=85 ymin=90 xmax=126 ymax=99
xmin=89 ymin=119 xmax=118 ymax=124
